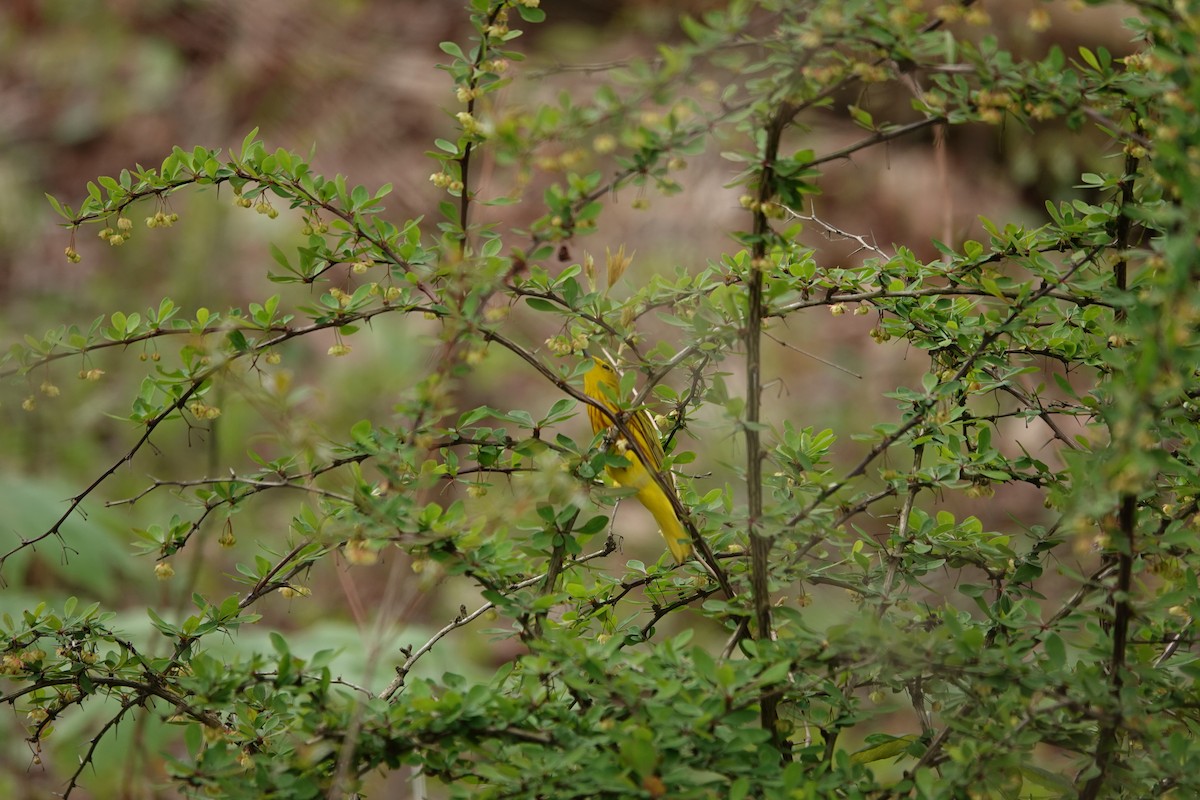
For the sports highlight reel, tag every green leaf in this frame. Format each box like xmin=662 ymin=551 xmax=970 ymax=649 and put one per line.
xmin=1042 ymin=632 xmax=1066 ymax=668
xmin=350 ymin=419 xmax=374 ymax=445
xmin=849 ymin=734 xmax=919 ymax=764
xmin=515 ymin=4 xmax=545 ymax=22
xmin=1078 ymin=46 xmax=1099 ymax=71
xmin=240 ymin=127 xmax=261 ymax=159
xmin=438 ymin=41 xmax=465 ymax=61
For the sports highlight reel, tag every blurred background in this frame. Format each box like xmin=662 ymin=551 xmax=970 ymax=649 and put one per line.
xmin=0 ymin=0 xmax=1134 ymax=796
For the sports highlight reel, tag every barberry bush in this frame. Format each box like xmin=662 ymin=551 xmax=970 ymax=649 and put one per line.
xmin=4 ymin=1 xmax=1200 ymax=797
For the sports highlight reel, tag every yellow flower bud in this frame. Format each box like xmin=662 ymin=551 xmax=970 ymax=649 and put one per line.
xmin=593 ymin=134 xmax=617 ymax=154
xmin=343 ymin=539 xmax=379 ymax=565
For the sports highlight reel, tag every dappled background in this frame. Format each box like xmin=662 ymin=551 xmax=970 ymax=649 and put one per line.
xmin=0 ymin=1 xmax=1136 ymax=796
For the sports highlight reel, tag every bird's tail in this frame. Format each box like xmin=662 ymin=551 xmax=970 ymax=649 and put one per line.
xmin=653 ymin=502 xmax=693 ymax=564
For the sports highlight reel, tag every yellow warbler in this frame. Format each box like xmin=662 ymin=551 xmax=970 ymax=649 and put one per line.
xmin=583 ymin=356 xmax=692 ymax=563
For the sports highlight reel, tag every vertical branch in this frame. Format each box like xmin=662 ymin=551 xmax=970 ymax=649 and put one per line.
xmin=1079 ymin=498 xmax=1135 ymax=800
xmin=531 ymin=509 xmax=576 ymax=638
xmin=457 ymin=114 xmax=475 ymax=259
xmin=878 ymin=444 xmax=925 ymax=619
xmin=747 ymin=102 xmax=796 ymax=755
xmin=455 ymin=3 xmax=507 ymax=258
xmin=1078 ymin=147 xmax=1138 ymax=800
xmin=1112 ymin=150 xmax=1135 ymax=313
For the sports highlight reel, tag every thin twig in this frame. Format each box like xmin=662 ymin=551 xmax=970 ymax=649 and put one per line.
xmin=379 ymin=540 xmax=616 ymax=701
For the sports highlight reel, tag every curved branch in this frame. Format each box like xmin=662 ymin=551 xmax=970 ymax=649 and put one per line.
xmin=0 ymin=303 xmax=426 ymax=576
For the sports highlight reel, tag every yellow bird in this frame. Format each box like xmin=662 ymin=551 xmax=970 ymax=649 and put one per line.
xmin=583 ymin=356 xmax=693 ymax=563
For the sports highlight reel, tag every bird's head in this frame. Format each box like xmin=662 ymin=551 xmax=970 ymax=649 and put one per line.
xmin=585 ymin=354 xmax=620 ymax=393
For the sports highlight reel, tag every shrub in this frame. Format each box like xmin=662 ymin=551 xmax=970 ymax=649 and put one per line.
xmin=4 ymin=1 xmax=1200 ymax=797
